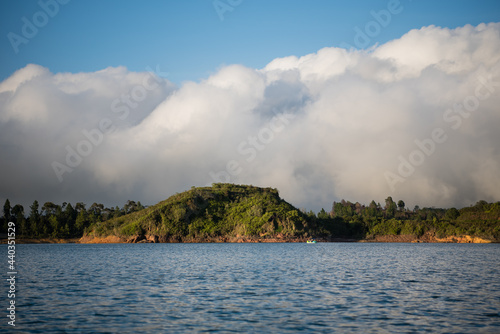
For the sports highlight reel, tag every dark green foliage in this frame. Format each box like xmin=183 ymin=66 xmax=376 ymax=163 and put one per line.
xmin=12 ymin=204 xmax=26 ymax=235
xmin=3 ymin=199 xmax=11 ymax=222
xmin=1 ymin=187 xmax=499 ymax=242
xmin=1 ymin=199 xmax=11 ymax=233
xmin=385 ymin=197 xmax=398 ymax=218
xmin=86 ymin=184 xmax=309 ymax=240
xmin=119 ymin=221 xmax=144 ymax=236
xmin=327 ymin=198 xmax=499 ymax=241
xmin=29 ymin=200 xmax=40 ymax=237
xmin=0 ymin=198 xmax=144 ymax=239
xmin=445 ymin=208 xmax=460 ymax=220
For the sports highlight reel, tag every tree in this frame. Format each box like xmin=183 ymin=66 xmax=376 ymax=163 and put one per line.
xmin=75 ymin=202 xmax=86 ymax=213
xmin=100 ymin=207 xmax=113 ymax=221
xmin=89 ymin=203 xmax=104 ymax=223
xmin=475 ymin=200 xmax=488 ymax=210
xmin=64 ymin=203 xmax=77 ymax=235
xmin=49 ymin=215 xmax=61 ymax=238
xmin=29 ymin=200 xmax=40 ymax=237
xmin=42 ymin=202 xmax=59 ymax=216
xmin=317 ymin=208 xmax=329 ymax=219
xmin=124 ymin=200 xmax=144 ymax=214
xmin=354 ymin=202 xmax=363 ymax=214
xmin=445 ymin=208 xmax=460 ymax=220
xmin=3 ymin=199 xmax=11 ymax=222
xmin=113 ymin=206 xmax=123 ymax=218
xmin=12 ymin=204 xmax=26 ymax=236
xmin=364 ymin=200 xmax=379 ymax=218
xmin=75 ymin=210 xmax=90 ymax=234
xmin=397 ymin=200 xmax=405 ymax=211
xmin=385 ymin=197 xmax=397 ymax=218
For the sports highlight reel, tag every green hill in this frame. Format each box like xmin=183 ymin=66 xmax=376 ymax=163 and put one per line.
xmin=84 ymin=183 xmax=310 ymax=242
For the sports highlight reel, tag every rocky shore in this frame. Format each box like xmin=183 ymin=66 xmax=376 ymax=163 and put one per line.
xmin=0 ymin=238 xmax=81 ymax=244
xmin=362 ymin=232 xmax=492 ymax=243
xmin=79 ymin=234 xmax=315 ymax=244
xmin=4 ymin=233 xmax=493 ymax=244
xmin=78 ymin=233 xmax=493 ymax=244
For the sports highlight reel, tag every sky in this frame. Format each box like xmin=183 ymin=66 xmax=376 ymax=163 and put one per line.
xmin=0 ymin=0 xmax=500 ymax=212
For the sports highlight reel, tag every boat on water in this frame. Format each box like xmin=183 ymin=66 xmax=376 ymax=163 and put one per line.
xmin=307 ymin=240 xmax=316 ymax=244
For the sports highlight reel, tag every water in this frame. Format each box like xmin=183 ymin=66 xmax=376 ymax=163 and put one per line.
xmin=2 ymin=243 xmax=499 ymax=333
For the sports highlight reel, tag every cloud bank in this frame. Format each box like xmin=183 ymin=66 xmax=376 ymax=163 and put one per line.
xmin=1 ymin=23 xmax=500 ymax=211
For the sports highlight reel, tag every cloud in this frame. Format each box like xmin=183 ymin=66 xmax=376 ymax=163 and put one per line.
xmin=1 ymin=23 xmax=500 ymax=211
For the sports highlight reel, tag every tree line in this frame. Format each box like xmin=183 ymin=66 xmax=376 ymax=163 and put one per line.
xmin=1 ymin=194 xmax=499 ymax=241
xmin=303 ymin=197 xmax=500 ymax=240
xmin=0 ymin=199 xmax=145 ymax=239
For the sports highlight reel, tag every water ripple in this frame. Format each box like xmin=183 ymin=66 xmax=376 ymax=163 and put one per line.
xmin=1 ymin=243 xmax=499 ymax=333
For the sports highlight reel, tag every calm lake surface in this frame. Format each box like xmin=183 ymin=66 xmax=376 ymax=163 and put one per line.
xmin=2 ymin=243 xmax=499 ymax=333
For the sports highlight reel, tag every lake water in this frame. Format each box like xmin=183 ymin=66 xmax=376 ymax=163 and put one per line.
xmin=2 ymin=243 xmax=499 ymax=333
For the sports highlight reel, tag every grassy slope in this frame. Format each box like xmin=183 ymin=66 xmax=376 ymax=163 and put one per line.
xmin=86 ymin=184 xmax=308 ymax=240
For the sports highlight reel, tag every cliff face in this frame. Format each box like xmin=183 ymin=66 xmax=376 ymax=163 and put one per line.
xmin=433 ymin=235 xmax=491 ymax=243
xmin=362 ymin=232 xmax=492 ymax=243
xmin=79 ymin=233 xmax=493 ymax=244
xmin=79 ymin=233 xmax=314 ymax=244
xmin=79 ymin=235 xmax=126 ymax=243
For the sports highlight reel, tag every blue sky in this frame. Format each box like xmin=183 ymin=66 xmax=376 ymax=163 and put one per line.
xmin=1 ymin=0 xmax=500 ymax=211
xmin=1 ymin=0 xmax=500 ymax=84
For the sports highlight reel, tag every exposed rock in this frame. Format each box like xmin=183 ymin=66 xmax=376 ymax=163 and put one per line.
xmin=362 ymin=233 xmax=492 ymax=243
xmin=79 ymin=235 xmax=126 ymax=243
xmin=77 ymin=231 xmax=493 ymax=244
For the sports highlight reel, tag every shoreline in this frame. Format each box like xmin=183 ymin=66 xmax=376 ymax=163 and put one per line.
xmin=0 ymin=238 xmax=81 ymax=244
xmin=2 ymin=234 xmax=495 ymax=244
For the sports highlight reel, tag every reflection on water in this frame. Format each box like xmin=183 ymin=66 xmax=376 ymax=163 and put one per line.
xmin=4 ymin=243 xmax=500 ymax=333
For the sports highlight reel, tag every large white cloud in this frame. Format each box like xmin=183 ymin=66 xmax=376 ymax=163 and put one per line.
xmin=1 ymin=23 xmax=500 ymax=211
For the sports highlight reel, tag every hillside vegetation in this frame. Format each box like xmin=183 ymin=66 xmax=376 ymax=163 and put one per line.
xmin=2 ymin=184 xmax=499 ymax=243
xmin=85 ymin=184 xmax=311 ymax=242
xmin=326 ymin=198 xmax=500 ymax=242
xmin=80 ymin=184 xmax=500 ymax=243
